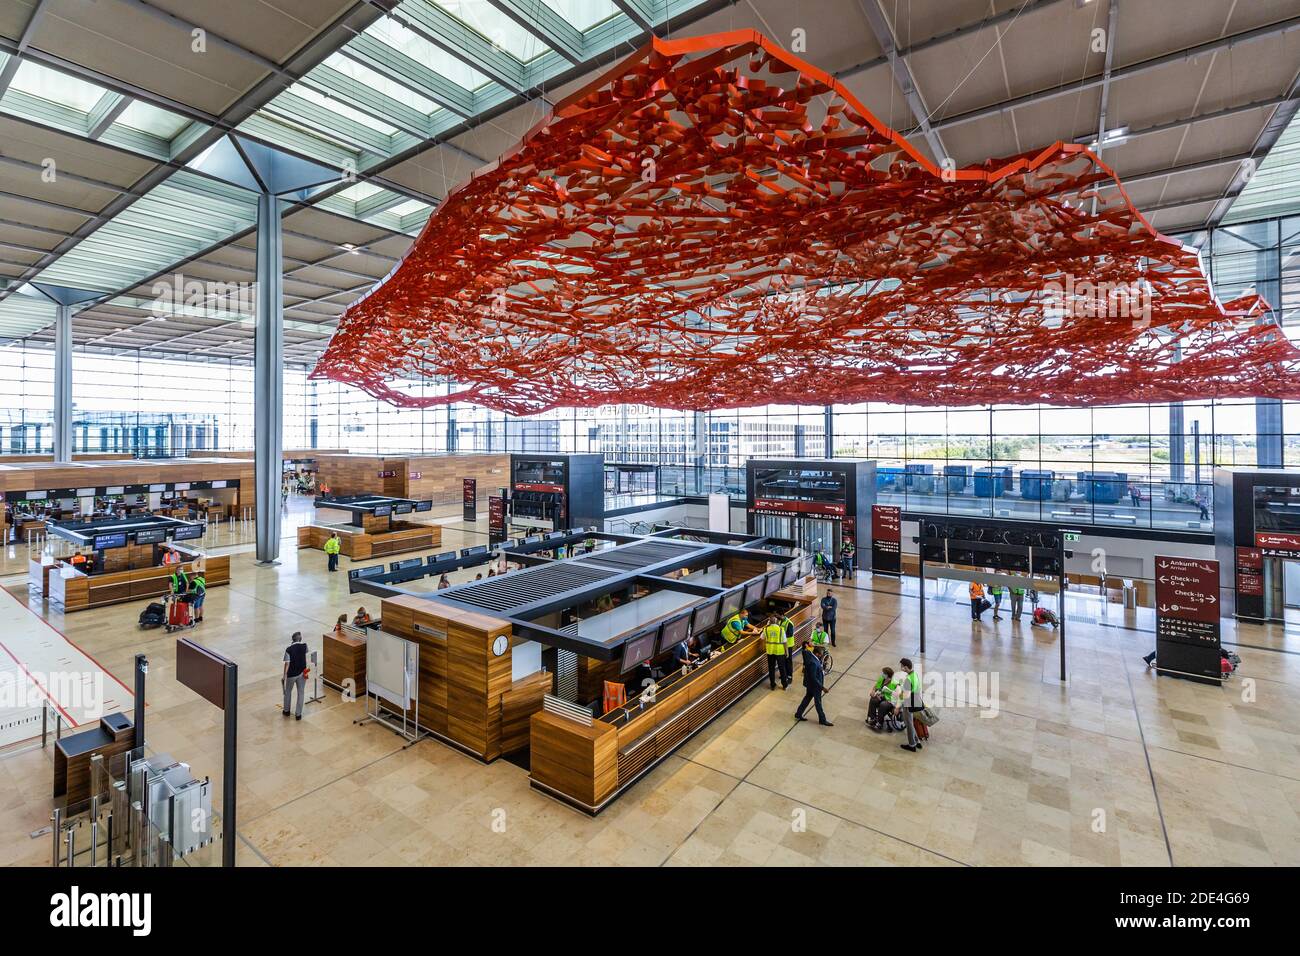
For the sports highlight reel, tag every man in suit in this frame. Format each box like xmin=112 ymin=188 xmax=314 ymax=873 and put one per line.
xmin=794 ymin=640 xmax=833 ymax=726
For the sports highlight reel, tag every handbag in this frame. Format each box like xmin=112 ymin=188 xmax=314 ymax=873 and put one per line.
xmin=917 ymin=706 xmax=940 ymax=726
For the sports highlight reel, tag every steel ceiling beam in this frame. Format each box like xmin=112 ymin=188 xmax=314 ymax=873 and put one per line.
xmin=858 ymin=0 xmax=946 ymax=161
xmin=486 ymin=0 xmax=583 ymax=65
xmin=834 ymin=0 xmax=1070 ymax=81
xmin=928 ymin=15 xmax=1300 ymax=134
xmin=1202 ymin=68 xmax=1300 ymax=231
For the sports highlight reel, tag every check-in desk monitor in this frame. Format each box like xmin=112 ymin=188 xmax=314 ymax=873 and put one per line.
xmin=742 ymin=578 xmax=765 ymax=610
xmin=691 ymin=597 xmax=722 ymax=634
xmin=781 ymin=561 xmax=800 ymax=588
xmin=656 ymin=612 xmax=692 ymax=655
xmin=719 ymin=587 xmax=743 ymax=621
xmin=762 ymin=568 xmax=784 ymax=596
xmin=620 ymin=627 xmax=658 ymax=673
xmin=135 ymin=527 xmax=167 ymax=545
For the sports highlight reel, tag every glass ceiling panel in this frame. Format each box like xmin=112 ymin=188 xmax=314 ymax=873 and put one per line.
xmin=9 ymin=60 xmax=105 ymax=112
xmin=113 ymin=100 xmax=191 ymax=140
xmin=433 ymin=0 xmax=551 ymax=63
xmin=34 ymin=173 xmax=257 ymax=294
xmin=389 ymin=198 xmax=429 ymax=215
xmin=323 ymin=53 xmax=441 ymax=114
xmin=1224 ymin=113 xmax=1300 ymax=225
xmin=290 ymin=85 xmax=400 ymax=135
xmin=337 ymin=181 xmax=384 ymax=201
xmin=542 ymin=0 xmax=620 ymax=30
xmin=366 ymin=14 xmax=493 ymax=91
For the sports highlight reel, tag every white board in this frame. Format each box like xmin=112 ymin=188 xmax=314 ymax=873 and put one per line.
xmin=366 ymin=630 xmax=412 ymax=709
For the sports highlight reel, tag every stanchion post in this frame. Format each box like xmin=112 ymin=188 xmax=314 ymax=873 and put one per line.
xmin=51 ymin=807 xmax=62 ymax=867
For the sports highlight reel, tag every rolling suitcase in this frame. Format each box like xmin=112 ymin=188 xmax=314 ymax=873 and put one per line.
xmin=166 ymin=595 xmax=192 ymax=631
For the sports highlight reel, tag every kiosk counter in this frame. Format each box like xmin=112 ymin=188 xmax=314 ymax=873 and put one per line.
xmin=42 ymin=515 xmax=228 ymax=612
xmin=299 ymin=494 xmax=440 ymax=560
xmin=360 ymin=528 xmax=814 ymax=812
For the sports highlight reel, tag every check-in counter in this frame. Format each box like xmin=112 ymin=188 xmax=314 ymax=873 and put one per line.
xmin=48 ymin=547 xmax=229 ymax=612
xmin=297 ymin=521 xmax=441 ymax=561
xmin=530 ymin=632 xmax=767 ymax=813
xmin=323 ymin=627 xmax=367 ymax=696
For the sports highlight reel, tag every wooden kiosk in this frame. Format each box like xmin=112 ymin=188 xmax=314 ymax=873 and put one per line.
xmin=298 ymin=494 xmax=442 ymax=560
xmin=353 ymin=527 xmax=815 ymax=812
xmin=41 ymin=514 xmax=229 ymax=611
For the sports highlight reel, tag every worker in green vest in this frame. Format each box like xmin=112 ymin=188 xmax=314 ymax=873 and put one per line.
xmin=764 ymin=616 xmax=792 ymax=690
xmin=723 ymin=608 xmax=759 ymax=645
xmin=189 ymin=572 xmax=207 ymax=623
xmin=169 ymin=565 xmax=189 ymax=596
xmin=780 ymin=612 xmax=798 ymax=673
xmin=324 ymin=532 xmax=341 ymax=572
xmin=810 ymin=621 xmax=830 ymax=646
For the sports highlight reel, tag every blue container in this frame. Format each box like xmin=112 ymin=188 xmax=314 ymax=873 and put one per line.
xmin=877 ymin=467 xmax=907 ymax=491
xmin=943 ymin=465 xmax=971 ymax=494
xmin=1019 ymin=469 xmax=1055 ymax=501
xmin=1080 ymin=471 xmax=1127 ymax=504
xmin=974 ymin=467 xmax=1007 ymax=498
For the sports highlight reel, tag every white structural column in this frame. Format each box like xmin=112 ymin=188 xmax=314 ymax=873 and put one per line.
xmin=254 ymin=191 xmax=284 ymax=563
xmin=53 ymin=303 xmax=73 ymax=463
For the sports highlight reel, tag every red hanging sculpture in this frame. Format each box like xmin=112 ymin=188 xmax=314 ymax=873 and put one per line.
xmin=311 ymin=30 xmax=1298 ymax=415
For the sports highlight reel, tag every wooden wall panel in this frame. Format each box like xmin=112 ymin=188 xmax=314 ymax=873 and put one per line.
xmin=0 ymin=457 xmax=255 ymax=514
xmin=723 ymin=553 xmax=769 ymax=588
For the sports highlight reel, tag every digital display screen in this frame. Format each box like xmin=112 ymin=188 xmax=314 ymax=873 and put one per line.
xmin=657 ymin=613 xmax=692 ymax=655
xmin=174 ymin=483 xmax=190 ymax=492
xmin=92 ymin=532 xmax=128 ymax=550
xmin=460 ymin=545 xmax=488 ymax=557
xmin=171 ymin=524 xmax=204 ymax=541
xmin=392 ymin=502 xmax=413 ymax=515
xmin=435 ymin=551 xmax=457 ymax=563
xmin=691 ymin=598 xmax=721 ymax=634
xmin=149 ymin=484 xmax=165 ymax=492
xmin=719 ymin=587 xmax=743 ymax=621
xmin=742 ymin=578 xmax=765 ymax=610
xmin=76 ymin=487 xmax=96 ymax=497
xmin=372 ymin=504 xmax=392 ymax=517
xmin=134 ymin=528 xmax=167 ymax=545
xmin=782 ymin=561 xmax=800 ymax=587
xmin=524 ymin=535 xmax=542 ymax=544
xmin=763 ymin=568 xmax=785 ymax=596
xmin=350 ymin=565 xmax=386 ymax=580
xmin=106 ymin=486 xmax=125 ymax=495
xmin=211 ymin=480 xmax=227 ymax=489
xmin=390 ymin=558 xmax=422 ymax=572
xmin=414 ymin=500 xmax=433 ymax=512
xmin=546 ymin=531 xmax=566 ymax=540
xmin=620 ymin=627 xmax=659 ymax=673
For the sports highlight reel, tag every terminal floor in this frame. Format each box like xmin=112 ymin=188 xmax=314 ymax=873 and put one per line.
xmin=2 ymin=525 xmax=1299 ymax=867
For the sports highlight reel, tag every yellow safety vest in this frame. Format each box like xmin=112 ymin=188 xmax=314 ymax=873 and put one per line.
xmin=723 ymin=613 xmax=745 ymax=644
xmin=763 ymin=623 xmax=786 ymax=655
xmin=324 ymin=537 xmax=340 ymax=555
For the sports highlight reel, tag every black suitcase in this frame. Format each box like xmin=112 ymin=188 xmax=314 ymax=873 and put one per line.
xmin=139 ymin=602 xmax=166 ymax=629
